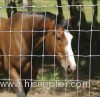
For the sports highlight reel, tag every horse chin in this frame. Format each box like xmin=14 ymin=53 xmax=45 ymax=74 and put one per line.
xmin=56 ymin=58 xmax=73 ymax=76
xmin=61 ymin=61 xmax=73 ymax=76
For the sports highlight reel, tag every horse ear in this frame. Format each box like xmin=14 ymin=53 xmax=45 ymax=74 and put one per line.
xmin=68 ymin=16 xmax=78 ymax=29
xmin=57 ymin=14 xmax=64 ymax=25
xmin=63 ymin=17 xmax=76 ymax=30
xmin=62 ymin=17 xmax=75 ymax=36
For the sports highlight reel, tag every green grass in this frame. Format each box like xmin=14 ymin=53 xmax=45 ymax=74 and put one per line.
xmin=0 ymin=0 xmax=100 ymax=22
xmin=37 ymin=67 xmax=65 ymax=81
xmin=0 ymin=1 xmax=7 ymax=17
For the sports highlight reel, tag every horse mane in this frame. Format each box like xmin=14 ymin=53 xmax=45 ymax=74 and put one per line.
xmin=16 ymin=11 xmax=56 ymax=20
xmin=15 ymin=11 xmax=73 ymax=30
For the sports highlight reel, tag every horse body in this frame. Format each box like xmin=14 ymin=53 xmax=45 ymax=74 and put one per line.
xmin=0 ymin=12 xmax=54 ymax=69
xmin=0 ymin=12 xmax=76 ymax=97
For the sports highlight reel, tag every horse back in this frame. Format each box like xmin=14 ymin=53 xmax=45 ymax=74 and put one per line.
xmin=0 ymin=12 xmax=56 ymax=71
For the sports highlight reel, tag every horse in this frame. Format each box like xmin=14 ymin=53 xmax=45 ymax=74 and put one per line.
xmin=0 ymin=12 xmax=76 ymax=97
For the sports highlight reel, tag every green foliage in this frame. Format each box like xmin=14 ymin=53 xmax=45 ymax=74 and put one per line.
xmin=37 ymin=67 xmax=64 ymax=81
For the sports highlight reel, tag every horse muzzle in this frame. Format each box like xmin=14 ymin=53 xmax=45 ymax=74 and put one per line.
xmin=61 ymin=62 xmax=76 ymax=75
xmin=67 ymin=65 xmax=76 ymax=74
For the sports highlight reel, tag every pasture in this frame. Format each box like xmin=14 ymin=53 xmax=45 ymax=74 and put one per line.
xmin=0 ymin=0 xmax=100 ymax=97
xmin=0 ymin=0 xmax=100 ymax=22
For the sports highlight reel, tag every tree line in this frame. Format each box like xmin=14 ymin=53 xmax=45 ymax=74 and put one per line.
xmin=5 ymin=0 xmax=98 ymax=27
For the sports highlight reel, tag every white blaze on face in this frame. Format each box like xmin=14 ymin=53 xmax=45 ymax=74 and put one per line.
xmin=64 ymin=30 xmax=76 ymax=71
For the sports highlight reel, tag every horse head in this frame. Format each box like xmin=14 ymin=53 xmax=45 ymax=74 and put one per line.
xmin=44 ymin=19 xmax=76 ymax=75
xmin=33 ymin=13 xmax=76 ymax=75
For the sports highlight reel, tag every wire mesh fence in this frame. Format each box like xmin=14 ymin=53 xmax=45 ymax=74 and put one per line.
xmin=0 ymin=1 xmax=100 ymax=97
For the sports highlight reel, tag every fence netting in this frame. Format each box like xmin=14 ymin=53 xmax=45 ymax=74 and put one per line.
xmin=0 ymin=3 xmax=100 ymax=97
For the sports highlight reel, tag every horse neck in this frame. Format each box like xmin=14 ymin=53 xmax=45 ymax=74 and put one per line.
xmin=33 ymin=19 xmax=54 ymax=55
xmin=0 ymin=18 xmax=8 ymax=31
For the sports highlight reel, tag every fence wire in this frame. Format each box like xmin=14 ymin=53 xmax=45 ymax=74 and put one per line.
xmin=0 ymin=4 xmax=100 ymax=97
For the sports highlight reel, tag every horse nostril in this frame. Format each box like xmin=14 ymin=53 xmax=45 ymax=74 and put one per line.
xmin=68 ymin=66 xmax=71 ymax=70
xmin=68 ymin=66 xmax=70 ymax=69
xmin=67 ymin=66 xmax=72 ymax=74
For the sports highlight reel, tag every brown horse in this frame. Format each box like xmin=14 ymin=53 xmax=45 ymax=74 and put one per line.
xmin=0 ymin=12 xmax=76 ymax=97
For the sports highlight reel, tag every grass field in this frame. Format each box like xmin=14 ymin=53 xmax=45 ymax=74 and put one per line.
xmin=0 ymin=0 xmax=100 ymax=22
